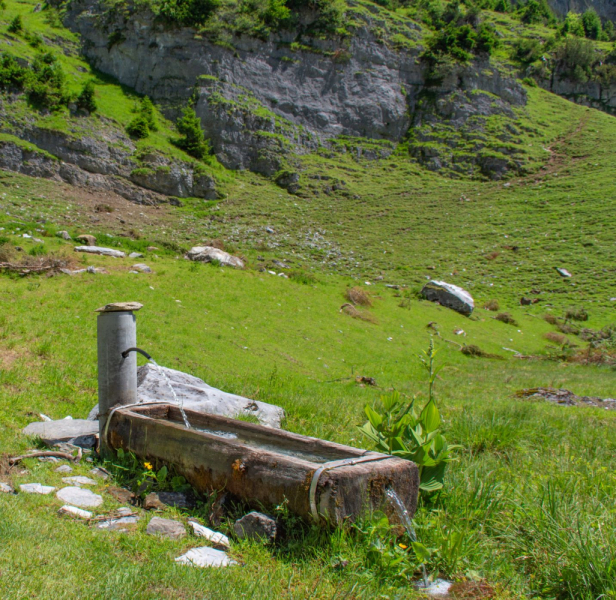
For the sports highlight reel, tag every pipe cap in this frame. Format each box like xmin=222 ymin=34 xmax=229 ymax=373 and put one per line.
xmin=95 ymin=302 xmax=143 ymax=313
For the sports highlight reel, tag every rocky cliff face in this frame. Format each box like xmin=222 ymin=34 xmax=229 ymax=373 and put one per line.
xmin=64 ymin=0 xmax=529 ymax=179
xmin=547 ymin=0 xmax=616 ymax=20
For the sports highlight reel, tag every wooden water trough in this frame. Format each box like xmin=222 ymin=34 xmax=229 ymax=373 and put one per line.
xmin=105 ymin=404 xmax=419 ymax=524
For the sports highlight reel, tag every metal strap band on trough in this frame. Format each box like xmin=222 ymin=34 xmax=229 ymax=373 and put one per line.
xmin=103 ymin=401 xmax=170 ymax=448
xmin=308 ymin=454 xmax=398 ymax=521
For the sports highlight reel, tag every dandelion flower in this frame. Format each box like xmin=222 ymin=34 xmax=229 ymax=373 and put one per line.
xmin=144 ymin=462 xmax=153 ymax=470
xmin=399 ymin=543 xmax=408 ymax=549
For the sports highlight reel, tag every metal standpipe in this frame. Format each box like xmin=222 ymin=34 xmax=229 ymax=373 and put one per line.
xmin=96 ymin=302 xmax=143 ymax=453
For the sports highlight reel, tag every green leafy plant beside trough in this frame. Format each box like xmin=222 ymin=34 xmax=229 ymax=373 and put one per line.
xmin=358 ymin=340 xmax=459 ymax=493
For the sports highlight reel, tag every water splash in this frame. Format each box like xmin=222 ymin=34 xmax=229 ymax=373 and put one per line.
xmin=385 ymin=487 xmax=428 ymax=587
xmin=148 ymin=359 xmax=191 ymax=429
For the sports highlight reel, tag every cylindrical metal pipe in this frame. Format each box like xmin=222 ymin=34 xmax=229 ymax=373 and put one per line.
xmin=96 ymin=304 xmax=142 ymax=450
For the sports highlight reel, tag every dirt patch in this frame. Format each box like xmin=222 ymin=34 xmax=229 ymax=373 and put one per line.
xmin=516 ymin=387 xmax=616 ymax=411
xmin=0 ymin=349 xmax=19 ymax=370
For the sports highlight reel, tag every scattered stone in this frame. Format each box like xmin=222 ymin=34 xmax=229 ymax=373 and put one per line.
xmin=95 ymin=302 xmax=143 ymax=313
xmin=58 ymin=505 xmax=93 ymax=519
xmin=144 ymin=491 xmax=193 ymax=510
xmin=146 ymin=517 xmax=186 ymax=539
xmin=556 ymin=267 xmax=572 ymax=278
xmin=175 ymin=547 xmax=237 ymax=568
xmin=57 ymin=486 xmax=103 ymax=507
xmin=90 ymin=468 xmax=109 ymax=480
xmin=97 ymin=516 xmax=140 ymax=531
xmin=74 ymin=246 xmax=126 ymax=258
xmin=516 ymin=387 xmax=616 ymax=411
xmin=189 ymin=521 xmax=231 ymax=549
xmin=421 ymin=280 xmax=474 ymax=316
xmin=56 ymin=231 xmax=71 ymax=241
xmin=22 ymin=419 xmax=98 ymax=449
xmin=415 ymin=578 xmax=453 ymax=596
xmin=129 ymin=252 xmax=144 ymax=258
xmin=39 ymin=413 xmax=53 ymax=421
xmin=76 ymin=235 xmax=96 ymax=246
xmin=107 ymin=486 xmax=135 ymax=504
xmin=272 ymin=259 xmax=289 ymax=269
xmin=147 ymin=246 xmax=158 ymax=251
xmin=385 ymin=284 xmax=400 ymax=289
xmin=116 ymin=507 xmax=134 ymax=516
xmin=20 ymin=483 xmax=56 ymax=495
xmin=55 ymin=465 xmax=73 ymax=473
xmin=132 ymin=263 xmax=152 ymax=273
xmin=38 ymin=456 xmax=59 ymax=463
xmin=265 ymin=227 xmax=275 ymax=234
xmin=185 ymin=246 xmax=245 ymax=269
xmin=134 ymin=364 xmax=284 ymax=428
xmin=233 ymin=512 xmax=277 ymax=543
xmin=62 ymin=476 xmax=97 ymax=486
xmin=0 ymin=482 xmax=15 ymax=493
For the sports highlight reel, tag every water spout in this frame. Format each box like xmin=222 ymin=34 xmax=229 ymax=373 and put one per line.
xmin=147 ymin=358 xmax=191 ymax=430
xmin=385 ymin=487 xmax=428 ymax=588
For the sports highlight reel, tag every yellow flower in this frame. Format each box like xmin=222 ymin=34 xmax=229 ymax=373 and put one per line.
xmin=144 ymin=462 xmax=153 ymax=470
xmin=398 ymin=543 xmax=408 ymax=549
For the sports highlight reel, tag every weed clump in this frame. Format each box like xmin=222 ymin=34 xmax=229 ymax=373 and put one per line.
xmin=289 ymin=270 xmax=316 ymax=285
xmin=344 ymin=286 xmax=372 ymax=307
xmin=543 ymin=313 xmax=558 ymax=325
xmin=461 ymin=344 xmax=503 ymax=359
xmin=495 ymin=312 xmax=517 ymax=326
xmin=544 ymin=331 xmax=570 ymax=346
xmin=340 ymin=303 xmax=377 ymax=324
xmin=565 ymin=307 xmax=589 ymax=322
xmin=483 ymin=299 xmax=499 ymax=311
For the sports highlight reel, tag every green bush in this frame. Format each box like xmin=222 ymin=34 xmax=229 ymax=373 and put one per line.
xmin=159 ymin=0 xmax=221 ymax=27
xmin=513 ymin=38 xmax=543 ymax=64
xmin=561 ymin=11 xmax=585 ymax=37
xmin=76 ymin=80 xmax=97 ymax=113
xmin=555 ymin=37 xmax=597 ymax=82
xmin=126 ymin=115 xmax=150 ymax=139
xmin=519 ymin=0 xmax=555 ymax=25
xmin=8 ymin=15 xmax=23 ymax=34
xmin=581 ymin=8 xmax=602 ymax=40
xmin=140 ymin=96 xmax=158 ymax=132
xmin=174 ymin=106 xmax=210 ymax=160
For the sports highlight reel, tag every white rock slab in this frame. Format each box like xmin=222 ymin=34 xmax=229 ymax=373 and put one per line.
xmin=55 ymin=465 xmax=73 ymax=473
xmin=0 ymin=482 xmax=15 ymax=493
xmin=56 ymin=486 xmax=103 ymax=507
xmin=22 ymin=419 xmax=98 ymax=448
xmin=97 ymin=516 xmax=140 ymax=531
xmin=20 ymin=483 xmax=56 ymax=495
xmin=74 ymin=246 xmax=126 ymax=258
xmin=58 ymin=505 xmax=93 ymax=519
xmin=189 ymin=521 xmax=230 ymax=549
xmin=185 ymin=246 xmax=244 ymax=269
xmin=415 ymin=578 xmax=453 ymax=596
xmin=175 ymin=547 xmax=237 ymax=568
xmin=62 ymin=476 xmax=97 ymax=486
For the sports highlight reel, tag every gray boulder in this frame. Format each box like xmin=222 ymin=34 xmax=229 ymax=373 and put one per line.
xmin=56 ymin=230 xmax=72 ymax=240
xmin=421 ymin=280 xmax=474 ymax=316
xmin=185 ymin=246 xmax=244 ymax=269
xmin=22 ymin=419 xmax=98 ymax=448
xmin=233 ymin=511 xmax=277 ymax=543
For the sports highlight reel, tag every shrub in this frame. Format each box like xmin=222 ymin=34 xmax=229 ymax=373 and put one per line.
xmin=461 ymin=344 xmax=503 ymax=358
xmin=345 ymin=286 xmax=373 ymax=307
xmin=26 ymin=52 xmax=69 ymax=110
xmin=483 ymin=299 xmax=499 ymax=311
xmin=76 ymin=80 xmax=97 ymax=113
xmin=140 ymin=96 xmax=158 ymax=132
xmin=543 ymin=313 xmax=558 ymax=325
xmin=513 ymin=38 xmax=543 ymax=64
xmin=555 ymin=37 xmax=596 ymax=82
xmin=495 ymin=312 xmax=517 ymax=326
xmin=159 ymin=0 xmax=221 ymax=27
xmin=544 ymin=331 xmax=570 ymax=346
xmin=126 ymin=115 xmax=150 ymax=139
xmin=8 ymin=15 xmax=23 ymax=34
xmin=519 ymin=0 xmax=555 ymax=25
xmin=175 ymin=107 xmax=210 ymax=160
xmin=494 ymin=0 xmax=511 ymax=12
xmin=0 ymin=1 xmax=6 ymax=11
xmin=565 ymin=307 xmax=589 ymax=321
xmin=340 ymin=303 xmax=377 ymax=323
xmin=289 ymin=270 xmax=317 ymax=285
xmin=561 ymin=11 xmax=585 ymax=37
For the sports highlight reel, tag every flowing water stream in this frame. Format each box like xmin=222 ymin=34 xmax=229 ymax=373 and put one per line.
xmin=147 ymin=359 xmax=191 ymax=429
xmin=385 ymin=487 xmax=429 ymax=588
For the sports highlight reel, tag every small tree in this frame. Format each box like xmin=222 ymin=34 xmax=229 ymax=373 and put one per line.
xmin=126 ymin=115 xmax=150 ymax=139
xmin=76 ymin=80 xmax=97 ymax=113
xmin=8 ymin=15 xmax=23 ymax=34
xmin=175 ymin=107 xmax=210 ymax=160
xmin=140 ymin=96 xmax=158 ymax=132
xmin=582 ymin=8 xmax=602 ymax=40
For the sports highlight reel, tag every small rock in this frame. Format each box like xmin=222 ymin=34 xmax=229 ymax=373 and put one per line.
xmin=107 ymin=486 xmax=135 ymax=504
xmin=0 ymin=482 xmax=15 ymax=493
xmin=272 ymin=260 xmax=289 ymax=269
xmin=416 ymin=578 xmax=453 ymax=596
xmin=233 ymin=512 xmax=277 ymax=543
xmin=56 ymin=231 xmax=72 ymax=241
xmin=144 ymin=491 xmax=193 ymax=510
xmin=76 ymin=235 xmax=96 ymax=246
xmin=147 ymin=246 xmax=158 ymax=251
xmin=189 ymin=521 xmax=231 ymax=549
xmin=132 ymin=263 xmax=152 ymax=273
xmin=56 ymin=486 xmax=103 ymax=508
xmin=556 ymin=267 xmax=572 ymax=278
xmin=185 ymin=246 xmax=244 ymax=269
xmin=265 ymin=227 xmax=274 ymax=234
xmin=22 ymin=419 xmax=98 ymax=449
xmin=58 ymin=505 xmax=92 ymax=519
xmin=129 ymin=252 xmax=144 ymax=258
xmin=55 ymin=465 xmax=73 ymax=473
xmin=146 ymin=517 xmax=186 ymax=539
xmin=175 ymin=547 xmax=237 ymax=568
xmin=90 ymin=468 xmax=109 ymax=480
xmin=421 ymin=280 xmax=474 ymax=316
xmin=62 ymin=476 xmax=97 ymax=486
xmin=20 ymin=483 xmax=56 ymax=495
xmin=97 ymin=516 xmax=140 ymax=531
xmin=94 ymin=302 xmax=143 ymax=313
xmin=74 ymin=246 xmax=125 ymax=258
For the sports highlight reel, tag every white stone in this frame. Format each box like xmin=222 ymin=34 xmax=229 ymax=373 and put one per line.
xmin=0 ymin=482 xmax=15 ymax=493
xmin=62 ymin=476 xmax=97 ymax=486
xmin=55 ymin=465 xmax=73 ymax=473
xmin=74 ymin=246 xmax=126 ymax=258
xmin=132 ymin=263 xmax=152 ymax=273
xmin=189 ymin=521 xmax=230 ymax=548
xmin=129 ymin=252 xmax=144 ymax=258
xmin=415 ymin=578 xmax=453 ymax=596
xmin=97 ymin=516 xmax=140 ymax=530
xmin=185 ymin=246 xmax=244 ymax=269
xmin=22 ymin=419 xmax=98 ymax=448
xmin=421 ymin=280 xmax=474 ymax=316
xmin=20 ymin=483 xmax=56 ymax=495
xmin=175 ymin=547 xmax=237 ymax=568
xmin=56 ymin=486 xmax=103 ymax=507
xmin=58 ymin=505 xmax=93 ymax=519
xmin=556 ymin=267 xmax=572 ymax=278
